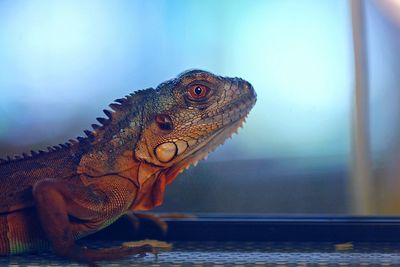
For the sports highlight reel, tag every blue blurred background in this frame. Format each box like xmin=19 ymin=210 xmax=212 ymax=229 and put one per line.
xmin=0 ymin=0 xmax=352 ymax=159
xmin=1 ymin=0 xmax=400 ymax=214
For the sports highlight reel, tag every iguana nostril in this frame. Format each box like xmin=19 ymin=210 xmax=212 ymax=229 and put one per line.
xmin=155 ymin=113 xmax=174 ymax=131
xmin=240 ymin=80 xmax=257 ymax=99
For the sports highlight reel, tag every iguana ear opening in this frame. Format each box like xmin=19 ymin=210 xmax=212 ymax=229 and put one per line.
xmin=134 ymin=113 xmax=176 ymax=165
xmin=155 ymin=113 xmax=174 ymax=132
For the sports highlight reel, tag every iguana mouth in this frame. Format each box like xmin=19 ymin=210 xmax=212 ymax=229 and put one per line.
xmin=166 ymin=115 xmax=248 ymax=179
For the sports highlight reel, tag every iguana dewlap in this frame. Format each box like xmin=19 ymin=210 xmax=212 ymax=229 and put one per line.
xmin=0 ymin=70 xmax=256 ymax=263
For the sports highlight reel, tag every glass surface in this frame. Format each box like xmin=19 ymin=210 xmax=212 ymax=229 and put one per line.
xmin=0 ymin=0 xmax=399 ymax=215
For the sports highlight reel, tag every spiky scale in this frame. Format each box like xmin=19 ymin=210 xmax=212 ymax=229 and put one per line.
xmin=103 ymin=109 xmax=112 ymax=119
xmin=84 ymin=130 xmax=95 ymax=140
xmin=91 ymin=124 xmax=100 ymax=130
xmin=109 ymin=103 xmax=122 ymax=111
xmin=59 ymin=144 xmax=68 ymax=149
xmin=114 ymin=98 xmax=126 ymax=104
xmin=96 ymin=117 xmax=109 ymax=125
xmin=76 ymin=137 xmax=86 ymax=143
xmin=69 ymin=139 xmax=78 ymax=145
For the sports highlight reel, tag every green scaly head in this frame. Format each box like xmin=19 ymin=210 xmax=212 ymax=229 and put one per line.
xmin=134 ymin=69 xmax=257 ymax=174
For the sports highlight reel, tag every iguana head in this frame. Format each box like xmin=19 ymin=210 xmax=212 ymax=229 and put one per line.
xmin=135 ymin=69 xmax=256 ymax=174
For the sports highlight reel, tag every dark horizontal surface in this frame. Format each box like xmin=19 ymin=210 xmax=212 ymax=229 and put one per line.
xmin=167 ymin=215 xmax=400 ymax=242
xmin=89 ymin=214 xmax=400 ymax=243
xmin=3 ymin=241 xmax=400 ymax=266
xmin=5 ymin=216 xmax=400 ymax=266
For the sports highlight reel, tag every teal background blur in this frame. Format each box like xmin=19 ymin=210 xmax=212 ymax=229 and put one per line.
xmin=0 ymin=0 xmax=353 ymax=160
xmin=1 ymin=0 xmax=400 ymax=214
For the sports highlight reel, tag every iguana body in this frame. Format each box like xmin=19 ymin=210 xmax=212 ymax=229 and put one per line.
xmin=0 ymin=70 xmax=256 ymax=263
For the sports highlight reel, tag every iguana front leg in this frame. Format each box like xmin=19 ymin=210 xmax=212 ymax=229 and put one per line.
xmin=32 ymin=176 xmax=152 ymax=264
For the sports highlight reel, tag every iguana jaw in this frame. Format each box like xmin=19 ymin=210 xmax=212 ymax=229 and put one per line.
xmin=168 ymin=114 xmax=249 ymax=178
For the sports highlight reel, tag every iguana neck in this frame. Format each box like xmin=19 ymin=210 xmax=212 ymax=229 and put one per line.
xmin=77 ymin=90 xmax=153 ymax=178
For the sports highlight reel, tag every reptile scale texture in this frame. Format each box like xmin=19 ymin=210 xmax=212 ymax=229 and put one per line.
xmin=0 ymin=70 xmax=256 ymax=264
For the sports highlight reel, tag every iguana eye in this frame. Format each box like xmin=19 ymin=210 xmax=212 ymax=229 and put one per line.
xmin=188 ymin=84 xmax=209 ymax=100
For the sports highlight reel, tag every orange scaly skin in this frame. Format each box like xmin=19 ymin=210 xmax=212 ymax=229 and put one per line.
xmin=0 ymin=70 xmax=256 ymax=264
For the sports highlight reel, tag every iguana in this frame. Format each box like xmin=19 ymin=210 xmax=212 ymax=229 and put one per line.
xmin=0 ymin=69 xmax=256 ymax=264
